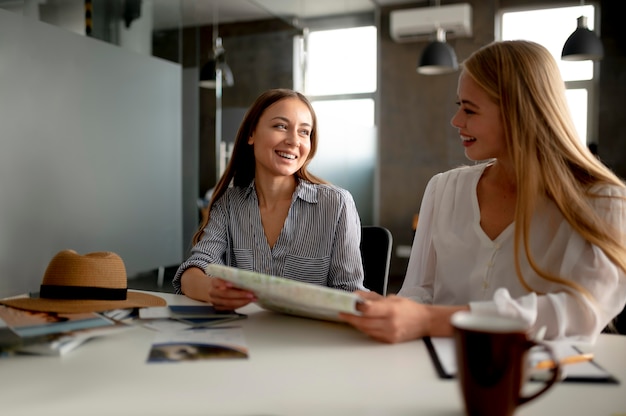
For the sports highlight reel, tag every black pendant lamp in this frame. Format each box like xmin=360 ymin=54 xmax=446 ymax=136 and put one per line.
xmin=199 ymin=2 xmax=234 ymax=90
xmin=199 ymin=37 xmax=234 ymax=89
xmin=417 ymin=27 xmax=458 ymax=75
xmin=561 ymin=15 xmax=604 ymax=61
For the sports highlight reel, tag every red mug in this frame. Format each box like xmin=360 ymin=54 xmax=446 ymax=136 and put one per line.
xmin=451 ymin=311 xmax=560 ymax=416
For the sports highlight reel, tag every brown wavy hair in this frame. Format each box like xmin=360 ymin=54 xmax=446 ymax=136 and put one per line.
xmin=193 ymin=89 xmax=325 ymax=245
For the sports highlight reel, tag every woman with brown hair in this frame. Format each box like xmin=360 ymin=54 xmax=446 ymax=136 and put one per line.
xmin=174 ymin=89 xmax=365 ymax=309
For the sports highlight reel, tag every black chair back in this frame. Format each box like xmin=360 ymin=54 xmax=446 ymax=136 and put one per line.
xmin=360 ymin=226 xmax=393 ymax=296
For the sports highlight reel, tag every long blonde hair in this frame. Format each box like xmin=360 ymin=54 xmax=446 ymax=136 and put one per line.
xmin=463 ymin=40 xmax=626 ymax=297
xmin=193 ymin=88 xmax=325 ymax=245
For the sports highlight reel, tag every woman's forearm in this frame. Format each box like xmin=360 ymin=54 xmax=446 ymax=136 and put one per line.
xmin=425 ymin=304 xmax=470 ymax=337
xmin=180 ymin=267 xmax=212 ymax=302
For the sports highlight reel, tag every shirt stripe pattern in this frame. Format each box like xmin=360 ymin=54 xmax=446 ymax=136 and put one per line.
xmin=173 ymin=180 xmax=365 ymax=294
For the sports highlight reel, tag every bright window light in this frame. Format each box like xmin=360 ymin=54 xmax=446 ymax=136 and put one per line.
xmin=565 ymin=88 xmax=588 ymax=147
xmin=501 ymin=5 xmax=595 ymax=81
xmin=305 ymin=26 xmax=377 ymax=95
xmin=500 ymin=5 xmax=598 ymax=145
xmin=312 ymin=99 xmax=375 ymax=129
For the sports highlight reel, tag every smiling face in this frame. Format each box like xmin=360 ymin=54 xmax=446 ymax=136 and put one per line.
xmin=248 ymin=97 xmax=313 ymax=180
xmin=451 ymin=71 xmax=507 ymax=163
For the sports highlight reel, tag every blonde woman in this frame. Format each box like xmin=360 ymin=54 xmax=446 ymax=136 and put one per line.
xmin=341 ymin=40 xmax=626 ymax=344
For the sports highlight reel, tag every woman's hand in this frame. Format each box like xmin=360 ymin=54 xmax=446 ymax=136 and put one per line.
xmin=180 ymin=267 xmax=256 ymax=310
xmin=340 ymin=293 xmax=467 ymax=343
xmin=339 ymin=294 xmax=431 ymax=343
xmin=207 ymin=276 xmax=256 ymax=310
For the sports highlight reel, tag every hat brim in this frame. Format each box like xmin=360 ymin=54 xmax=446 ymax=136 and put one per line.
xmin=0 ymin=291 xmax=166 ymax=314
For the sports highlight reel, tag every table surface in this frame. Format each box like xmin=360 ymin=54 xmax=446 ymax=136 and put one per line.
xmin=2 ymin=291 xmax=625 ymax=416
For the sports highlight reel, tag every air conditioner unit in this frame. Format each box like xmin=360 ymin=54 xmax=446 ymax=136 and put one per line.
xmin=390 ymin=3 xmax=472 ymax=43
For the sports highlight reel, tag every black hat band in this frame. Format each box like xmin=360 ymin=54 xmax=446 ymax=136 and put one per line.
xmin=39 ymin=285 xmax=128 ymax=300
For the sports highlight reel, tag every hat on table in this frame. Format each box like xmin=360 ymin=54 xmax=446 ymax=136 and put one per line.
xmin=0 ymin=250 xmax=166 ymax=313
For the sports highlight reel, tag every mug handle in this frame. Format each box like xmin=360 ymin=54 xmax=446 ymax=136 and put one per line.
xmin=518 ymin=340 xmax=561 ymax=406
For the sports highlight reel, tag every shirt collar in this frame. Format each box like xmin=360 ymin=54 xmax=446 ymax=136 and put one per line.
xmin=244 ymin=178 xmax=318 ymax=204
xmin=295 ymin=179 xmax=317 ymax=204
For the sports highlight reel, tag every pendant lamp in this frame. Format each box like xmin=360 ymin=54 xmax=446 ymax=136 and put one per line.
xmin=200 ymin=37 xmax=235 ymax=89
xmin=199 ymin=3 xmax=234 ymax=89
xmin=561 ymin=15 xmax=603 ymax=61
xmin=417 ymin=27 xmax=458 ymax=75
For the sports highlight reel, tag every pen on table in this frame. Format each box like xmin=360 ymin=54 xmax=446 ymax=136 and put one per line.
xmin=533 ymin=353 xmax=594 ymax=370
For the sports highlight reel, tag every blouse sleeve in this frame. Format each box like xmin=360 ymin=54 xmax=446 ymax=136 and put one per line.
xmin=327 ymin=190 xmax=366 ymax=292
xmin=171 ymin=199 xmax=231 ymax=294
xmin=397 ymin=174 xmax=440 ymax=303
xmin=471 ymin=185 xmax=626 ymax=343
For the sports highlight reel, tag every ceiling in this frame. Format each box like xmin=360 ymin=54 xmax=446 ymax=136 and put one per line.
xmin=0 ymin=0 xmax=424 ymax=31
xmin=152 ymin=0 xmax=422 ymax=30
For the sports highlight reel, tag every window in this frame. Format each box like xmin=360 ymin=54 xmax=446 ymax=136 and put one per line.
xmin=294 ymin=19 xmax=378 ymax=223
xmin=498 ymin=5 xmax=599 ymax=146
xmin=299 ymin=24 xmax=377 ymax=127
xmin=305 ymin=26 xmax=377 ymax=96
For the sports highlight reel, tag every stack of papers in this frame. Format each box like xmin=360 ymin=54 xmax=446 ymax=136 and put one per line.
xmin=16 ymin=324 xmax=131 ymax=356
xmin=0 ymin=304 xmax=120 ymax=356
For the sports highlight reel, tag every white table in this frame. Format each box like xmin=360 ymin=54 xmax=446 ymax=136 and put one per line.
xmin=2 ymin=291 xmax=625 ymax=416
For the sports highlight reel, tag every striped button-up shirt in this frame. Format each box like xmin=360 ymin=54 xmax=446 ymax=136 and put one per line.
xmin=173 ymin=180 xmax=365 ymax=293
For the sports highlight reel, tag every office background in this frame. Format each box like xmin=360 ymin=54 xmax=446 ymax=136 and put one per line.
xmin=157 ymin=0 xmax=626 ymax=283
xmin=0 ymin=0 xmax=623 ymax=297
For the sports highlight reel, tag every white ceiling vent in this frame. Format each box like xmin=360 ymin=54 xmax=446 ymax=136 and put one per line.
xmin=390 ymin=3 xmax=472 ymax=43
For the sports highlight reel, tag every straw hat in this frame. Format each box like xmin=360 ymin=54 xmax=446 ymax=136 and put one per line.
xmin=0 ymin=250 xmax=166 ymax=313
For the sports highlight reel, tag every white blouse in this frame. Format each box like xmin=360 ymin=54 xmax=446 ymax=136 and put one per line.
xmin=398 ymin=163 xmax=626 ymax=343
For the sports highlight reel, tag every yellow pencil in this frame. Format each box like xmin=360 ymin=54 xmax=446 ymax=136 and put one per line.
xmin=533 ymin=353 xmax=594 ymax=370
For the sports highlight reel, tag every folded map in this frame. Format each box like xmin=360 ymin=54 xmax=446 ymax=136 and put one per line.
xmin=204 ymin=264 xmax=363 ymax=322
